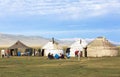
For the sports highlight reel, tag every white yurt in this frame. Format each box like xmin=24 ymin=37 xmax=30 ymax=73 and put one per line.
xmin=42 ymin=38 xmax=64 ymax=56
xmin=69 ymin=39 xmax=88 ymax=57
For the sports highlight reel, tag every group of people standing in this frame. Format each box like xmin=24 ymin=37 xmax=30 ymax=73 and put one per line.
xmin=75 ymin=51 xmax=82 ymax=57
xmin=1 ymin=49 xmax=10 ymax=58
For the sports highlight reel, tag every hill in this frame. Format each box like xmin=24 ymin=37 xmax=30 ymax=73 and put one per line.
xmin=0 ymin=33 xmax=119 ymax=48
xmin=0 ymin=33 xmax=49 ymax=47
xmin=0 ymin=33 xmax=74 ymax=48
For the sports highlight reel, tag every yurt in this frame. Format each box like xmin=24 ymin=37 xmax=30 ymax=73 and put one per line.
xmin=9 ymin=40 xmax=30 ymax=56
xmin=41 ymin=38 xmax=64 ymax=56
xmin=87 ymin=37 xmax=118 ymax=57
xmin=69 ymin=39 xmax=87 ymax=57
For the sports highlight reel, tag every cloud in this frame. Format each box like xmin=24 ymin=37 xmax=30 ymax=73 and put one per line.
xmin=0 ymin=0 xmax=120 ymax=19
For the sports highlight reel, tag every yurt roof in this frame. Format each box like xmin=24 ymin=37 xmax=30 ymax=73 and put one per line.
xmin=42 ymin=41 xmax=62 ymax=50
xmin=9 ymin=40 xmax=29 ymax=49
xmin=70 ymin=39 xmax=88 ymax=48
xmin=87 ymin=37 xmax=116 ymax=47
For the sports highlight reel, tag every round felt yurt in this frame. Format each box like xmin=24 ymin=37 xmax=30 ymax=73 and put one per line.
xmin=41 ymin=38 xmax=64 ymax=56
xmin=87 ymin=37 xmax=118 ymax=57
xmin=69 ymin=39 xmax=87 ymax=57
xmin=8 ymin=40 xmax=31 ymax=56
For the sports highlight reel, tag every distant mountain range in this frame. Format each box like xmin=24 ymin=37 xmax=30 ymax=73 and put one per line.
xmin=0 ymin=33 xmax=74 ymax=47
xmin=0 ymin=33 xmax=50 ymax=47
xmin=0 ymin=33 xmax=119 ymax=47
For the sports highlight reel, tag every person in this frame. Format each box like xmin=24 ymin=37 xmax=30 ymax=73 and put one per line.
xmin=1 ymin=49 xmax=5 ymax=58
xmin=6 ymin=49 xmax=10 ymax=58
xmin=66 ymin=52 xmax=70 ymax=59
xmin=48 ymin=53 xmax=51 ymax=59
xmin=75 ymin=51 xmax=79 ymax=57
xmin=60 ymin=53 xmax=65 ymax=59
xmin=48 ymin=53 xmax=54 ymax=59
xmin=35 ymin=50 xmax=38 ymax=56
xmin=50 ymin=54 xmax=54 ymax=59
xmin=66 ymin=48 xmax=70 ymax=54
xmin=66 ymin=48 xmax=70 ymax=59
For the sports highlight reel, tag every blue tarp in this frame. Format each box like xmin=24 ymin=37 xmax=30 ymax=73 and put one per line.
xmin=54 ymin=54 xmax=60 ymax=59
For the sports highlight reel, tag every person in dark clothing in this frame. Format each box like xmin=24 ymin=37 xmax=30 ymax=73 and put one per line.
xmin=48 ymin=53 xmax=54 ymax=59
xmin=50 ymin=54 xmax=54 ymax=59
xmin=66 ymin=48 xmax=70 ymax=59
xmin=60 ymin=53 xmax=65 ymax=59
xmin=48 ymin=53 xmax=51 ymax=59
xmin=75 ymin=51 xmax=79 ymax=57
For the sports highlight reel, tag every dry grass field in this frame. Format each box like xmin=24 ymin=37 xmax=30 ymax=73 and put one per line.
xmin=0 ymin=56 xmax=120 ymax=77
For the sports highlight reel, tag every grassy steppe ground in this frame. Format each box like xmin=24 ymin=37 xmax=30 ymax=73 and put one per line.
xmin=0 ymin=56 xmax=120 ymax=77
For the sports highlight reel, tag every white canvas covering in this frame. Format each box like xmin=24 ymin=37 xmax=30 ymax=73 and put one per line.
xmin=42 ymin=42 xmax=64 ymax=56
xmin=70 ymin=39 xmax=87 ymax=57
xmin=42 ymin=42 xmax=56 ymax=50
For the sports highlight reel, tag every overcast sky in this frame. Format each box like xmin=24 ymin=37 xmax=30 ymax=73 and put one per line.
xmin=0 ymin=0 xmax=120 ymax=42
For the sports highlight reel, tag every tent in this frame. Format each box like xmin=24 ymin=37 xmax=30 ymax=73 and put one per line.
xmin=87 ymin=37 xmax=118 ymax=57
xmin=42 ymin=39 xmax=64 ymax=56
xmin=9 ymin=40 xmax=30 ymax=56
xmin=69 ymin=39 xmax=87 ymax=57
